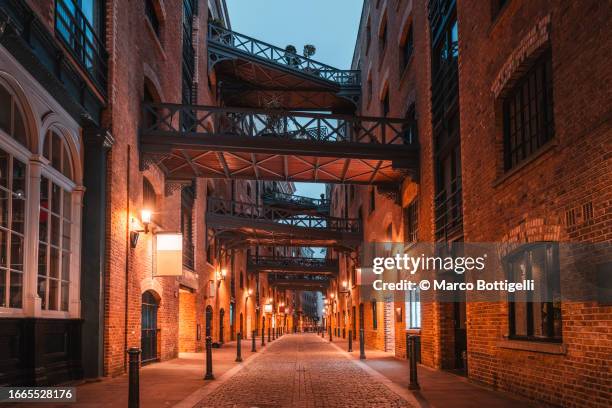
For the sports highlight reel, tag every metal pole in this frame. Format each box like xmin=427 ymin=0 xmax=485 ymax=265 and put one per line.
xmin=348 ymin=330 xmax=353 ymax=352
xmin=127 ymin=348 xmax=140 ymax=408
xmin=328 ymin=325 xmax=332 ymax=342
xmin=235 ymin=332 xmax=243 ymax=362
xmin=261 ymin=326 xmax=265 ymax=346
xmin=268 ymin=327 xmax=271 ymax=342
xmin=408 ymin=335 xmax=420 ymax=390
xmin=204 ymin=336 xmax=214 ymax=380
xmin=359 ymin=328 xmax=366 ymax=360
xmin=251 ymin=330 xmax=256 ymax=352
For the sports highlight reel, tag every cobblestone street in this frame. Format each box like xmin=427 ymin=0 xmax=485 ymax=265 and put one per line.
xmin=193 ymin=334 xmax=413 ymax=408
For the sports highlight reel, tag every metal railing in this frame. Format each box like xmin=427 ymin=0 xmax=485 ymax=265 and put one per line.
xmin=55 ymin=0 xmax=108 ymax=91
xmin=207 ymin=197 xmax=361 ymax=233
xmin=142 ymin=103 xmax=413 ymax=146
xmin=248 ymin=255 xmax=338 ymax=270
xmin=262 ymin=190 xmax=330 ymax=209
xmin=208 ymin=24 xmax=360 ymax=86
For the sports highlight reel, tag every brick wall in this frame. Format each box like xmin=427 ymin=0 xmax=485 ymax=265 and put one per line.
xmin=457 ymin=0 xmax=612 ymax=406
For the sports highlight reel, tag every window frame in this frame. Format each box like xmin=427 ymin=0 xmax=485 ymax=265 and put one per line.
xmin=506 ymin=242 xmax=562 ymax=342
xmin=38 ymin=131 xmax=76 ymax=316
xmin=502 ymin=50 xmax=554 ymax=171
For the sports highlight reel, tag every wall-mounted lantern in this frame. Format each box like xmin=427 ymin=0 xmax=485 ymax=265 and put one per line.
xmin=130 ymin=209 xmax=153 ymax=248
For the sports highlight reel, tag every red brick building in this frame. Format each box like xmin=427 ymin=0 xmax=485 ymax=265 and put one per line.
xmin=329 ymin=0 xmax=611 ymax=407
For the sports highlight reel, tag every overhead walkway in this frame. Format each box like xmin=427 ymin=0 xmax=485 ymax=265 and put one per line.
xmin=207 ymin=24 xmax=360 ymax=112
xmin=206 ymin=198 xmax=361 ymax=249
xmin=140 ymin=103 xmax=418 ymax=186
xmin=262 ymin=190 xmax=330 ymax=214
xmin=247 ymin=255 xmax=338 ymax=275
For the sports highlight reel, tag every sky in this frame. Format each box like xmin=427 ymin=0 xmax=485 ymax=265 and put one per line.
xmin=225 ymin=0 xmax=363 ymax=199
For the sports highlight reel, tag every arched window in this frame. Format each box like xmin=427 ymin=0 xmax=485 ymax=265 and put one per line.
xmin=0 ymin=82 xmax=27 ymax=147
xmin=38 ymin=130 xmax=74 ymax=311
xmin=0 ymin=82 xmax=29 ymax=309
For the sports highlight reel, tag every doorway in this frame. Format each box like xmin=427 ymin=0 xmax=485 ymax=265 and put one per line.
xmin=141 ymin=291 xmax=159 ymax=364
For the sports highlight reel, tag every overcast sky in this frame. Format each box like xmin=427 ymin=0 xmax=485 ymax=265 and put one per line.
xmin=225 ymin=0 xmax=363 ymax=199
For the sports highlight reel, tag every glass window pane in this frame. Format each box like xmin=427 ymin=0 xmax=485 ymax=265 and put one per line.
xmin=40 ymin=176 xmax=49 ymax=204
xmin=48 ymin=278 xmax=59 ymax=310
xmin=62 ymin=221 xmax=71 ymax=249
xmin=63 ymin=190 xmax=72 ymax=221
xmin=12 ymin=158 xmax=26 ymax=197
xmin=61 ymin=281 xmax=69 ymax=311
xmin=10 ymin=234 xmax=23 ymax=271
xmin=0 ymin=190 xmax=6 ymax=229
xmin=51 ymin=183 xmax=61 ymax=214
xmin=13 ymin=106 xmax=27 ymax=147
xmin=0 ymin=149 xmax=8 ymax=189
xmin=61 ymin=250 xmax=70 ymax=281
xmin=0 ymin=268 xmax=5 ymax=307
xmin=43 ymin=132 xmax=50 ymax=160
xmin=50 ymin=246 xmax=59 ymax=279
xmin=39 ymin=209 xmax=49 ymax=243
xmin=62 ymin=144 xmax=72 ymax=180
xmin=12 ymin=195 xmax=25 ymax=234
xmin=51 ymin=215 xmax=60 ymax=246
xmin=51 ymin=132 xmax=62 ymax=172
xmin=37 ymin=276 xmax=47 ymax=309
xmin=9 ymin=270 xmax=22 ymax=308
xmin=0 ymin=85 xmax=10 ymax=133
xmin=0 ymin=230 xmax=6 ymax=267
xmin=38 ymin=242 xmax=47 ymax=277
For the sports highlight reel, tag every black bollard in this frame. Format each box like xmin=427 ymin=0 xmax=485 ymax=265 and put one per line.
xmin=127 ymin=348 xmax=140 ymax=408
xmin=204 ymin=336 xmax=214 ymax=380
xmin=251 ymin=330 xmax=257 ymax=352
xmin=235 ymin=332 xmax=243 ymax=362
xmin=359 ymin=328 xmax=366 ymax=360
xmin=408 ymin=335 xmax=420 ymax=390
xmin=329 ymin=326 xmax=332 ymax=342
xmin=261 ymin=327 xmax=265 ymax=346
xmin=348 ymin=330 xmax=353 ymax=352
xmin=268 ymin=327 xmax=271 ymax=342
xmin=343 ymin=328 xmax=346 ymax=339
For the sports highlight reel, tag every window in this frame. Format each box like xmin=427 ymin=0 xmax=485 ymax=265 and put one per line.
xmin=145 ymin=0 xmax=161 ymax=38
xmin=380 ymin=18 xmax=388 ymax=55
xmin=367 ymin=76 xmax=373 ymax=105
xmin=404 ymin=198 xmax=418 ymax=243
xmin=0 ymin=149 xmax=26 ymax=308
xmin=492 ymin=0 xmax=508 ymax=19
xmin=0 ymin=84 xmax=27 ymax=148
xmin=405 ymin=289 xmax=421 ymax=328
xmin=371 ymin=301 xmax=378 ymax=329
xmin=382 ymin=89 xmax=390 ymax=117
xmin=38 ymin=131 xmax=74 ymax=311
xmin=403 ymin=104 xmax=418 ymax=144
xmin=369 ymin=187 xmax=376 ymax=214
xmin=206 ymin=228 xmax=214 ymax=264
xmin=143 ymin=178 xmax=157 ymax=224
xmin=401 ymin=24 xmax=414 ymax=71
xmin=181 ymin=184 xmax=195 ymax=270
xmin=239 ymin=270 xmax=244 ymax=289
xmin=506 ymin=243 xmax=561 ymax=341
xmin=503 ymin=51 xmax=554 ymax=170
